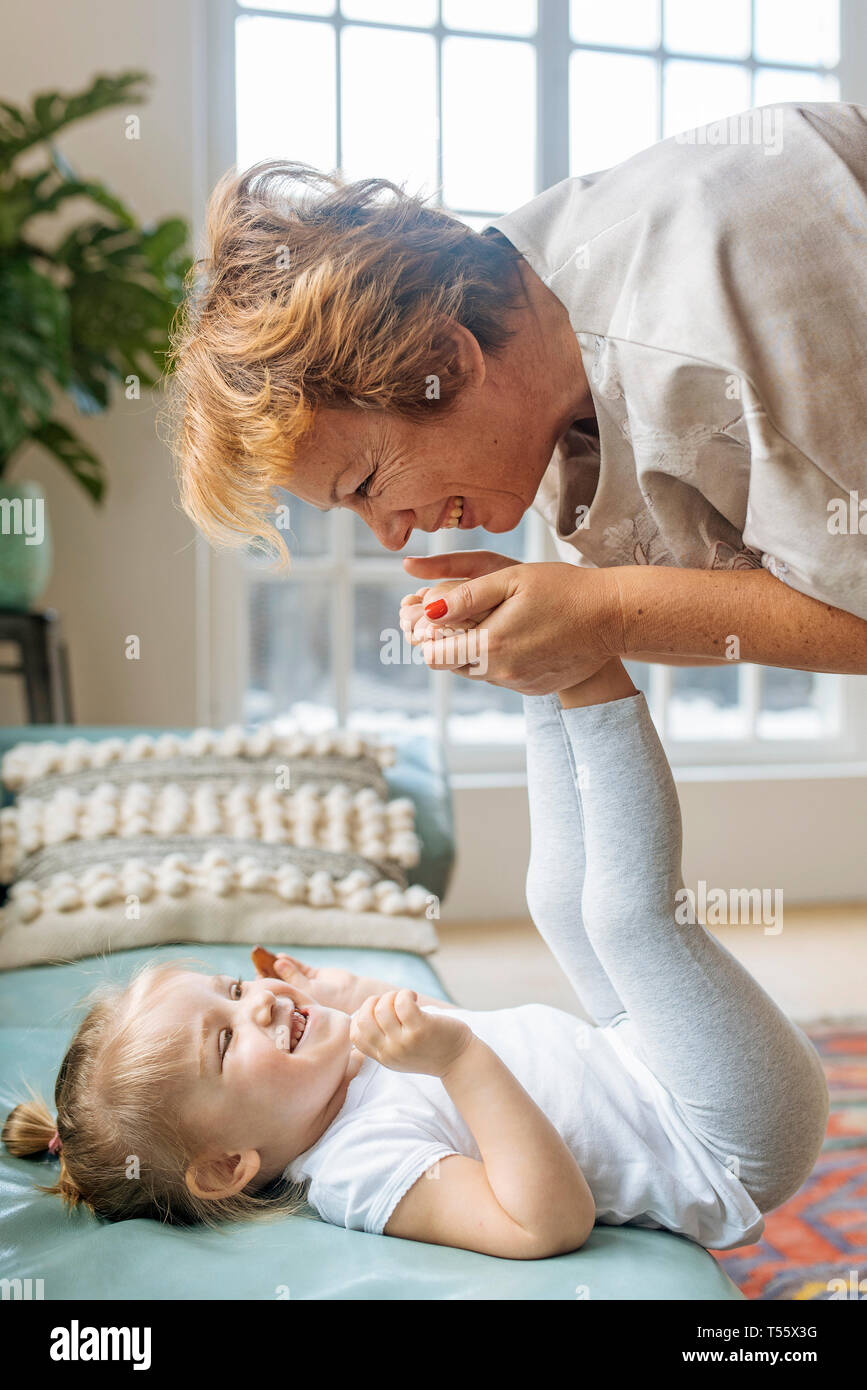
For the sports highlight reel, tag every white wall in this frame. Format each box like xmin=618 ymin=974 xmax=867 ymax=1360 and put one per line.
xmin=0 ymin=0 xmax=206 ymax=727
xmin=445 ymin=768 xmax=867 ymax=921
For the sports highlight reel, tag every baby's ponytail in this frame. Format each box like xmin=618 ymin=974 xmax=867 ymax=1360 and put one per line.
xmin=1 ymin=1089 xmax=84 ymax=1207
xmin=2 ymin=1091 xmax=58 ymax=1158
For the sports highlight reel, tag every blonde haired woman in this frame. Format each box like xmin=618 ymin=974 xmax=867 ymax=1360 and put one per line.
xmin=167 ymin=101 xmax=867 ymax=688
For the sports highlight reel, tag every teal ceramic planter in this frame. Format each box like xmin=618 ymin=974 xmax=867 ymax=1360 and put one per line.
xmin=0 ymin=481 xmax=52 ymax=611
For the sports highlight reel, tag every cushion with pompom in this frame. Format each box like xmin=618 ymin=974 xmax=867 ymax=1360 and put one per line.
xmin=0 ymin=722 xmax=445 ymax=970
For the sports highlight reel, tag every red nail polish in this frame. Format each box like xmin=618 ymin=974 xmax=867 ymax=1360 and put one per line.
xmin=424 ymin=599 xmax=448 ymax=619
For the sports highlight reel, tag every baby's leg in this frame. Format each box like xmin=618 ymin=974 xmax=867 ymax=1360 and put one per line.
xmin=558 ymin=689 xmax=828 ymax=1213
xmin=523 ymin=691 xmax=626 ymax=1024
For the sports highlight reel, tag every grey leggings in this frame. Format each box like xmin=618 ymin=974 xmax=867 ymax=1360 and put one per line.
xmin=523 ymin=689 xmax=828 ymax=1213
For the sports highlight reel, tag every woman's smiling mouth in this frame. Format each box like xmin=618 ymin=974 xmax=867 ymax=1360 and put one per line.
xmin=435 ymin=496 xmax=464 ymax=530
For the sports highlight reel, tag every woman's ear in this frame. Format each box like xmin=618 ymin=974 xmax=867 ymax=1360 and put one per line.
xmin=185 ymin=1148 xmax=261 ymax=1201
xmin=432 ymin=315 xmax=487 ymax=390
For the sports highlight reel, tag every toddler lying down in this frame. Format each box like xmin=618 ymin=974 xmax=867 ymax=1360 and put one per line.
xmin=3 ymin=658 xmax=828 ymax=1258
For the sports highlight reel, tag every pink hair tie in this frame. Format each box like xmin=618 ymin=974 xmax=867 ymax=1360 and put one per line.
xmin=48 ymin=1130 xmax=62 ymax=1156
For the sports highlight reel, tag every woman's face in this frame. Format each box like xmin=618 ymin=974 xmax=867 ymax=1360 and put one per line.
xmin=284 ymin=400 xmax=550 ymax=551
xmin=284 ymin=280 xmax=592 ymax=551
xmin=147 ymin=969 xmax=361 ymax=1191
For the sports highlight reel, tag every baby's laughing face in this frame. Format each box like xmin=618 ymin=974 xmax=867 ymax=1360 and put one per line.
xmin=143 ymin=969 xmax=363 ymax=1198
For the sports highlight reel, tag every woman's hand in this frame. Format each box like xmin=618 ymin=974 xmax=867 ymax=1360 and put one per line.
xmin=253 ymin=951 xmax=360 ymax=1014
xmin=405 ymin=561 xmax=623 ymax=695
xmin=350 ymin=989 xmax=473 ymax=1077
xmin=400 ymin=549 xmax=520 ymax=643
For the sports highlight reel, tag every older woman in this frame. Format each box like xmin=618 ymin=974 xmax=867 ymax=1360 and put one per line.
xmin=168 ymin=100 xmax=867 ymax=691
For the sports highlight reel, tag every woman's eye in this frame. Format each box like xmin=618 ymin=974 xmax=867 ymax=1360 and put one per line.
xmin=219 ymin=1028 xmax=233 ymax=1062
xmin=355 ymin=468 xmax=375 ymax=499
xmin=230 ymin=979 xmax=243 ymax=1000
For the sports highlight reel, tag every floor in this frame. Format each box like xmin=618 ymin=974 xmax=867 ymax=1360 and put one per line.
xmin=430 ymin=903 xmax=867 ymax=1025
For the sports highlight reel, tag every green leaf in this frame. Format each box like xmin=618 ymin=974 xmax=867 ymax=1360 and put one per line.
xmin=30 ymin=419 xmax=106 ymax=503
xmin=139 ymin=217 xmax=188 ymax=270
xmin=0 ymin=72 xmax=150 ymax=171
xmin=31 ymin=172 xmax=137 ymax=229
xmin=0 ymin=260 xmax=70 ymax=389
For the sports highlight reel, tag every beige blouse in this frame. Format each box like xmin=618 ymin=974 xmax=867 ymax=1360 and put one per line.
xmin=483 ymin=101 xmax=867 ymax=621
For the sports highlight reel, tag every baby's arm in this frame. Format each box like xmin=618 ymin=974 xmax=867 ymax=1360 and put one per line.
xmin=386 ymin=1033 xmax=595 ymax=1257
xmin=353 ymin=991 xmax=595 ymax=1258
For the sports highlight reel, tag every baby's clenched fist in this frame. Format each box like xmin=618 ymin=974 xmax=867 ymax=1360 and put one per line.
xmin=350 ymin=989 xmax=473 ymax=1077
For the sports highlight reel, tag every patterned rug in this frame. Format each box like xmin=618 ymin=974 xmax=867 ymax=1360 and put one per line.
xmin=712 ymin=1021 xmax=867 ymax=1300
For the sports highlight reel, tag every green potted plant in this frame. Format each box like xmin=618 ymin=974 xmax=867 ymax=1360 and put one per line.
xmin=0 ymin=70 xmax=191 ymax=610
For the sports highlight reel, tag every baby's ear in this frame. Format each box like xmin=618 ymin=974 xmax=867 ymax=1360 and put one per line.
xmin=186 ymin=1149 xmax=261 ymax=1201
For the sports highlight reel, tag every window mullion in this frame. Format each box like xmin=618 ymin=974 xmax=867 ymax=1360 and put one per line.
xmin=429 ymin=514 xmax=452 ymax=754
xmin=740 ymin=662 xmax=761 ymax=740
xmin=334 ymin=509 xmax=353 ymax=725
xmin=537 ymin=0 xmax=571 ymax=189
xmin=650 ymin=661 xmax=672 ymax=738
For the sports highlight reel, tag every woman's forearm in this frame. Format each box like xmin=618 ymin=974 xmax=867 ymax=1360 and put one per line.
xmin=607 ymin=566 xmax=867 ymax=674
xmin=440 ymin=1036 xmax=595 ymax=1251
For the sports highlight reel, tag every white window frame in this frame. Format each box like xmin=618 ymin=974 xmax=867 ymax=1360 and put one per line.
xmin=198 ymin=0 xmax=867 ymax=776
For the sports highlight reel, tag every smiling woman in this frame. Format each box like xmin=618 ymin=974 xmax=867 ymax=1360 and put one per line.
xmin=166 ymin=110 xmax=867 ymax=695
xmin=162 ymin=159 xmax=534 ymax=567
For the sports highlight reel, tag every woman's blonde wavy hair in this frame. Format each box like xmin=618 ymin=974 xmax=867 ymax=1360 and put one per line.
xmin=1 ymin=957 xmax=307 ymax=1228
xmin=161 ymin=159 xmax=526 ymax=571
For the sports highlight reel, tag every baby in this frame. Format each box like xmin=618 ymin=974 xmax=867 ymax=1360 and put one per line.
xmin=3 ymin=595 xmax=829 ymax=1256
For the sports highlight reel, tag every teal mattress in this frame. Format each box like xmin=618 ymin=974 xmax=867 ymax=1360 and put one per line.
xmin=0 ymin=942 xmax=743 ymax=1300
xmin=0 ymin=723 xmax=743 ymax=1299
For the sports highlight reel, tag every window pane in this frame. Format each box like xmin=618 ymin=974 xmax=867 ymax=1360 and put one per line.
xmin=455 ymin=211 xmax=503 ymax=228
xmin=442 ymin=38 xmax=536 ymax=210
xmin=341 ymin=26 xmax=437 ymax=194
xmin=443 ymin=0 xmax=537 ymax=37
xmin=449 ymin=677 xmax=525 ymax=739
xmin=663 ymin=60 xmax=752 ymax=139
xmin=450 ymin=509 xmax=531 ymax=557
xmin=239 ymin=0 xmax=334 ymax=12
xmin=754 ymin=0 xmax=840 ymax=68
xmin=341 ymin=0 xmax=437 ymax=26
xmin=664 ymin=0 xmax=751 ymax=60
xmin=623 ymin=659 xmax=651 ymax=693
xmin=236 ymin=17 xmax=336 ymax=172
xmin=272 ymin=490 xmax=332 ymax=558
xmin=353 ymin=513 xmax=429 ymax=556
xmin=245 ymin=579 xmax=335 ymax=723
xmin=570 ymin=0 xmax=660 ymax=50
xmin=570 ymin=51 xmax=658 ymax=173
xmin=668 ymin=665 xmax=744 ymax=739
xmin=754 ymin=67 xmax=840 ymax=106
xmin=350 ymin=581 xmax=433 ymax=733
xmin=757 ymin=669 xmax=835 ymax=739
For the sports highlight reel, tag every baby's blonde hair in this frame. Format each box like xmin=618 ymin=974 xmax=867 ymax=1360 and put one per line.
xmin=1 ymin=958 xmax=307 ymax=1228
xmin=161 ymin=158 xmax=526 ymax=570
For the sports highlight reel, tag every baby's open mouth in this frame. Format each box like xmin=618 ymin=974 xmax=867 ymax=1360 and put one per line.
xmin=288 ymin=1007 xmax=308 ymax=1052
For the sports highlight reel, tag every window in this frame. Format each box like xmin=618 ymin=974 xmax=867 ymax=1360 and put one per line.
xmin=214 ymin=0 xmax=863 ymax=772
